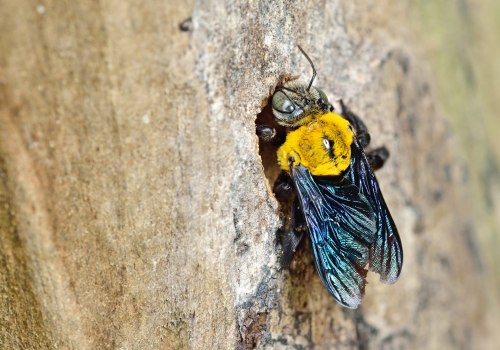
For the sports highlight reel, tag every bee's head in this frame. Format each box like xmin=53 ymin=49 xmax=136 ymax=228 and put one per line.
xmin=271 ymin=45 xmax=332 ymax=128
xmin=272 ymin=83 xmax=330 ymax=127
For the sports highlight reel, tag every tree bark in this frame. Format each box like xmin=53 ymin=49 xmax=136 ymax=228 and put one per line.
xmin=1 ymin=1 xmax=499 ymax=349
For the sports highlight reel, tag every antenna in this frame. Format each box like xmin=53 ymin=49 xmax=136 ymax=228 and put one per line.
xmin=297 ymin=45 xmax=316 ymax=91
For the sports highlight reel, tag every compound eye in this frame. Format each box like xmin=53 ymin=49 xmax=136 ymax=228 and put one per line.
xmin=272 ymin=91 xmax=295 ymax=114
xmin=316 ymin=88 xmax=329 ymax=104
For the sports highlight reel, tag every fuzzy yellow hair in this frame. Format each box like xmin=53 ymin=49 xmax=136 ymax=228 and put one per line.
xmin=277 ymin=112 xmax=354 ymax=176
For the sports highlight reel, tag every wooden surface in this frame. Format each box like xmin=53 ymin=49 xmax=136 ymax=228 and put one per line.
xmin=1 ymin=1 xmax=499 ymax=349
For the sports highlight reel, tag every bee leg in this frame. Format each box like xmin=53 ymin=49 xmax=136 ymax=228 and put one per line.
xmin=365 ymin=146 xmax=390 ymax=171
xmin=272 ymin=172 xmax=305 ymax=266
xmin=273 ymin=172 xmax=294 ymax=200
xmin=256 ymin=124 xmax=276 ymax=142
xmin=281 ymin=197 xmax=306 ymax=267
xmin=256 ymin=124 xmax=286 ymax=145
xmin=339 ymin=99 xmax=371 ymax=149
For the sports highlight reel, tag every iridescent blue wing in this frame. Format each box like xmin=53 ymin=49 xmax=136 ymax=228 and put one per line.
xmin=291 ymin=165 xmax=377 ymax=308
xmin=348 ymin=140 xmax=403 ymax=283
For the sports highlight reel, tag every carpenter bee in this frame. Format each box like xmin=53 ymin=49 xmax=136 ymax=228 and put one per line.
xmin=257 ymin=46 xmax=403 ymax=308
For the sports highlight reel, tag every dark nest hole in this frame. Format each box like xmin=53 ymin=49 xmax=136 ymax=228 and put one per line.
xmin=255 ymin=97 xmax=319 ymax=310
xmin=255 ymin=100 xmax=282 ymax=185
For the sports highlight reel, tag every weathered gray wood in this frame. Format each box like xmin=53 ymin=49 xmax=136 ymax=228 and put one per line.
xmin=1 ymin=1 xmax=499 ymax=349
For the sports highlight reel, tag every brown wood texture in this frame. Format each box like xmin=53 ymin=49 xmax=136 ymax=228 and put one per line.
xmin=1 ymin=1 xmax=499 ymax=349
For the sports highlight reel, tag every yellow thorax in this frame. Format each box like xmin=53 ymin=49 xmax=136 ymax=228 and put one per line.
xmin=277 ymin=112 xmax=354 ymax=176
